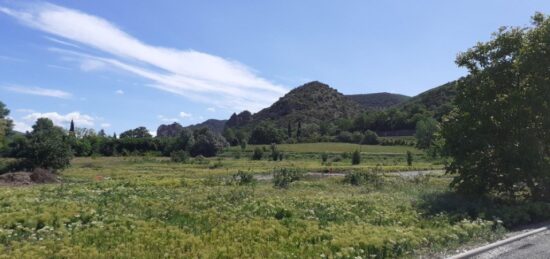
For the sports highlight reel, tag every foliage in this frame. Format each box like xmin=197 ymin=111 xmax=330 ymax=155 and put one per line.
xmin=351 ymin=150 xmax=361 ymax=165
xmin=120 ymin=127 xmax=152 ymax=139
xmin=407 ymin=151 xmax=413 ymax=166
xmin=346 ymin=92 xmax=411 ymax=110
xmin=442 ymin=13 xmax=550 ymax=201
xmin=0 ymin=156 xmax=516 ymax=258
xmin=251 ymin=147 xmax=263 ymax=160
xmin=415 ymin=117 xmax=439 ymax=149
xmin=343 ymin=171 xmax=381 ymax=186
xmin=361 ymin=130 xmax=380 ymax=145
xmin=19 ymin=118 xmax=72 ymax=172
xmin=232 ymin=171 xmax=256 ymax=185
xmin=170 ymin=150 xmax=189 ymax=163
xmin=189 ymin=128 xmax=228 ymax=157
xmin=270 ymin=143 xmax=279 ymax=161
xmin=321 ymin=152 xmax=328 ymax=163
xmin=272 ymin=168 xmax=304 ymax=188
xmin=0 ymin=101 xmax=13 ymax=150
xmin=248 ymin=122 xmax=285 ymax=144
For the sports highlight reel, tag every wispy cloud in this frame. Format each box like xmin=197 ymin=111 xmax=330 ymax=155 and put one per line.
xmin=207 ymin=107 xmax=216 ymax=112
xmin=179 ymin=112 xmax=192 ymax=118
xmin=100 ymin=123 xmax=111 ymax=128
xmin=4 ymin=85 xmax=72 ymax=99
xmin=0 ymin=55 xmax=25 ymax=62
xmin=0 ymin=2 xmax=287 ymax=112
xmin=157 ymin=115 xmax=179 ymax=123
xmin=115 ymin=89 xmax=124 ymax=95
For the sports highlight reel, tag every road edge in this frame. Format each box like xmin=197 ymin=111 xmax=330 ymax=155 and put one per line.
xmin=447 ymin=225 xmax=550 ymax=259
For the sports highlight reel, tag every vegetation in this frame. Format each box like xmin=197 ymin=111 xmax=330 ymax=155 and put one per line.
xmin=346 ymin=92 xmax=411 ymax=110
xmin=351 ymin=150 xmax=361 ymax=165
xmin=14 ymin=118 xmax=72 ymax=173
xmin=443 ymin=13 xmax=550 ymax=201
xmin=2 ymin=156 xmax=546 ymax=258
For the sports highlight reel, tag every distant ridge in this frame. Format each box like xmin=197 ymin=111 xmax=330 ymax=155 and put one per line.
xmin=345 ymin=92 xmax=411 ymax=110
xmin=156 ymin=119 xmax=226 ymax=137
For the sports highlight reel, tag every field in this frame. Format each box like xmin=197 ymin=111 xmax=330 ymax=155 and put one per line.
xmin=1 ymin=145 xmax=548 ymax=258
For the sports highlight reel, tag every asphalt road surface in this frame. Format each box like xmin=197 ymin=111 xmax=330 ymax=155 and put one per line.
xmin=473 ymin=230 xmax=550 ymax=259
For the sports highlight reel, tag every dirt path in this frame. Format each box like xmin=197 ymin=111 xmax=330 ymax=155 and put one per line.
xmin=254 ymin=170 xmax=443 ymax=181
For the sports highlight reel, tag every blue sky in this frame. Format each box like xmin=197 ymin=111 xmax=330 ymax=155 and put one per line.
xmin=1 ymin=1 xmax=549 ymax=134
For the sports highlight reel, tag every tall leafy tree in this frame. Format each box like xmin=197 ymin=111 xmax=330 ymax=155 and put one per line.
xmin=21 ymin=118 xmax=73 ymax=172
xmin=415 ymin=117 xmax=439 ymax=149
xmin=443 ymin=13 xmax=550 ymax=200
xmin=0 ymin=101 xmax=13 ymax=148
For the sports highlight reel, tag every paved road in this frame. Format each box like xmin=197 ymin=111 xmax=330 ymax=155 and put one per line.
xmin=472 ymin=230 xmax=550 ymax=259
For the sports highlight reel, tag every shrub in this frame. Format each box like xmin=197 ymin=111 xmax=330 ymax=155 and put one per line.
xmin=270 ymin=143 xmax=279 ymax=161
xmin=252 ymin=147 xmax=263 ymax=160
xmin=343 ymin=171 xmax=381 ymax=186
xmin=361 ymin=130 xmax=380 ymax=145
xmin=321 ymin=152 xmax=328 ymax=163
xmin=273 ymin=168 xmax=304 ymax=188
xmin=351 ymin=150 xmax=361 ymax=165
xmin=232 ymin=171 xmax=255 ymax=185
xmin=406 ymin=151 xmax=413 ymax=166
xmin=190 ymin=128 xmax=227 ymax=157
xmin=170 ymin=150 xmax=189 ymax=163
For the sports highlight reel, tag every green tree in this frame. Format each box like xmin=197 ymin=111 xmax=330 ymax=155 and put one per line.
xmin=120 ymin=127 xmax=152 ymax=139
xmin=361 ymin=130 xmax=380 ymax=145
xmin=189 ymin=128 xmax=227 ymax=157
xmin=22 ymin=118 xmax=73 ymax=172
xmin=442 ymin=13 xmax=550 ymax=200
xmin=0 ymin=101 xmax=13 ymax=149
xmin=248 ymin=122 xmax=284 ymax=144
xmin=415 ymin=117 xmax=439 ymax=149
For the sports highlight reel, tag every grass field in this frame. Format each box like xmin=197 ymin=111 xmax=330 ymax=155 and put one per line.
xmin=1 ymin=146 xmax=548 ymax=258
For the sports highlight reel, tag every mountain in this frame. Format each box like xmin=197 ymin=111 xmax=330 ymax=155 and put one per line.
xmin=156 ymin=119 xmax=227 ymax=137
xmin=184 ymin=119 xmax=226 ymax=134
xmin=346 ymin=92 xmax=411 ymax=110
xmin=227 ymin=81 xmax=364 ymax=129
xmin=399 ymin=81 xmax=457 ymax=120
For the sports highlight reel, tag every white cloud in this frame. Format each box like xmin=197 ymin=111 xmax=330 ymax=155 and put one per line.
xmin=11 ymin=118 xmax=32 ymax=133
xmin=207 ymin=107 xmax=216 ymax=112
xmin=79 ymin=59 xmax=105 ymax=72
xmin=157 ymin=115 xmax=179 ymax=123
xmin=4 ymin=85 xmax=72 ymax=99
xmin=0 ymin=3 xmax=287 ymax=111
xmin=100 ymin=123 xmax=111 ymax=128
xmin=179 ymin=112 xmax=192 ymax=118
xmin=23 ymin=111 xmax=95 ymax=128
xmin=115 ymin=89 xmax=124 ymax=95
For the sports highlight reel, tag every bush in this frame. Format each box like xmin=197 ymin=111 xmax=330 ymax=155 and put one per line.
xmin=406 ymin=151 xmax=413 ymax=166
xmin=351 ymin=150 xmax=361 ymax=165
xmin=273 ymin=168 xmax=304 ymax=188
xmin=361 ymin=130 xmax=380 ymax=145
xmin=170 ymin=150 xmax=189 ymax=163
xmin=252 ymin=147 xmax=263 ymax=160
xmin=232 ymin=171 xmax=256 ymax=185
xmin=270 ymin=143 xmax=279 ymax=161
xmin=321 ymin=152 xmax=328 ymax=163
xmin=343 ymin=171 xmax=381 ymax=186
xmin=190 ymin=128 xmax=227 ymax=157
